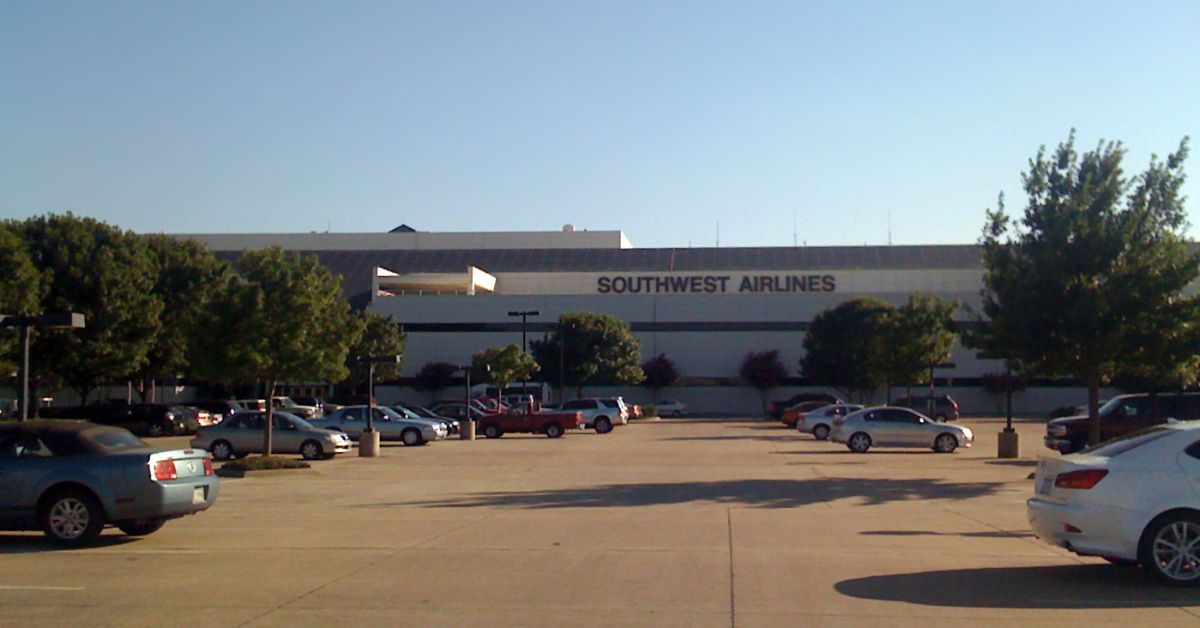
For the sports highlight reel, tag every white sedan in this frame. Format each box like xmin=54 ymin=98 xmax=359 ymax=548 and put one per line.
xmin=1028 ymin=423 xmax=1200 ymax=585
xmin=830 ymin=406 xmax=973 ymax=453
xmin=655 ymin=399 xmax=688 ymax=417
xmin=797 ymin=403 xmax=863 ymax=440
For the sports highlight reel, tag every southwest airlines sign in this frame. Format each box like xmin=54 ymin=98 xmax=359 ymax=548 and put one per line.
xmin=596 ymin=273 xmax=836 ymax=295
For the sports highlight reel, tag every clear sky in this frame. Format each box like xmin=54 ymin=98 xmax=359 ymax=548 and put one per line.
xmin=2 ymin=1 xmax=1197 ymax=249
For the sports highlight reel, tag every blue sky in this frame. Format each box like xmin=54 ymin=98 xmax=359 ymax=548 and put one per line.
xmin=2 ymin=1 xmax=1197 ymax=248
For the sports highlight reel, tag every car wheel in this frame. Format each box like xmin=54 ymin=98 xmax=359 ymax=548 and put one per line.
xmin=545 ymin=423 xmax=564 ymax=438
xmin=117 ymin=520 xmax=166 ymax=537
xmin=594 ymin=417 xmax=613 ymax=434
xmin=1140 ymin=511 xmax=1200 ymax=586
xmin=934 ymin=433 xmax=958 ymax=453
xmin=300 ymin=440 xmax=323 ymax=460
xmin=483 ymin=423 xmax=502 ymax=439
xmin=934 ymin=413 xmax=947 ymax=422
xmin=847 ymin=432 xmax=871 ymax=453
xmin=40 ymin=489 xmax=105 ymax=545
xmin=813 ymin=424 xmax=830 ymax=441
xmin=210 ymin=440 xmax=234 ymax=461
xmin=402 ymin=428 xmax=424 ymax=446
xmin=671 ymin=410 xmax=682 ymax=417
xmin=147 ymin=422 xmax=165 ymax=438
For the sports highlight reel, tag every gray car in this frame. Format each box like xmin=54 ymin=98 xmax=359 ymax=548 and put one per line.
xmin=0 ymin=420 xmax=219 ymax=545
xmin=309 ymin=405 xmax=446 ymax=446
xmin=190 ymin=411 xmax=353 ymax=460
xmin=830 ymin=406 xmax=975 ymax=453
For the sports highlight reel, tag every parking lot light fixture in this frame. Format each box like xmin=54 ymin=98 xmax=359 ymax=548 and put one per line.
xmin=1 ymin=312 xmax=86 ymax=421
xmin=352 ymin=354 xmax=401 ymax=457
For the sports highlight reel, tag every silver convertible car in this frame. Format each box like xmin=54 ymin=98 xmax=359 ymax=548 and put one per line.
xmin=190 ymin=411 xmax=353 ymax=460
xmin=0 ymin=420 xmax=219 ymax=545
xmin=831 ymin=406 xmax=974 ymax=453
xmin=309 ymin=406 xmax=446 ymax=446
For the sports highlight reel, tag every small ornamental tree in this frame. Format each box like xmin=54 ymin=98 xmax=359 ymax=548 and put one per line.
xmin=192 ymin=247 xmax=360 ymax=455
xmin=640 ymin=353 xmax=680 ymax=402
xmin=473 ymin=344 xmax=539 ymax=390
xmin=413 ymin=361 xmax=460 ymax=402
xmin=974 ymin=131 xmax=1200 ymax=446
xmin=344 ymin=310 xmax=407 ymax=396
xmin=879 ymin=294 xmax=959 ymax=402
xmin=739 ymin=350 xmax=788 ymax=412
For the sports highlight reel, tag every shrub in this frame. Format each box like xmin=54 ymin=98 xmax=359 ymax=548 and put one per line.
xmin=222 ymin=455 xmax=311 ymax=472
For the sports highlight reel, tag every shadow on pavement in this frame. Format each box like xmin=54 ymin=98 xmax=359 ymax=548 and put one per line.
xmin=383 ymin=477 xmax=1005 ymax=510
xmin=985 ymin=459 xmax=1038 ymax=467
xmin=0 ymin=533 xmax=139 ymax=554
xmin=835 ymin=564 xmax=1192 ymax=609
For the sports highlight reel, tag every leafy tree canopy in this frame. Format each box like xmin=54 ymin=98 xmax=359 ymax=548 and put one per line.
xmin=973 ymin=131 xmax=1198 ymax=444
xmin=640 ymin=353 xmax=680 ymax=400
xmin=530 ymin=312 xmax=643 ymax=395
xmin=0 ymin=223 xmax=44 ymax=376
xmin=344 ymin=310 xmax=407 ymax=392
xmin=473 ymin=344 xmax=539 ymax=389
xmin=800 ymin=297 xmax=894 ymax=400
xmin=413 ymin=361 xmax=460 ymax=396
xmin=878 ymin=294 xmax=959 ymax=392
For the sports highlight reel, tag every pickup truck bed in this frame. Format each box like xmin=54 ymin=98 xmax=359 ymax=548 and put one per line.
xmin=478 ymin=410 xmax=583 ymax=439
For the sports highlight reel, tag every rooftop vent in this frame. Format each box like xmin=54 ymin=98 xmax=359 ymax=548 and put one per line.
xmin=389 ymin=224 xmax=417 ymax=233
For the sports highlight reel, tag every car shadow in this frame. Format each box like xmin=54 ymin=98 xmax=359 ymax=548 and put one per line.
xmin=0 ymin=533 xmax=139 ymax=553
xmin=985 ymin=459 xmax=1038 ymax=467
xmin=372 ymin=477 xmax=1006 ymax=510
xmin=835 ymin=564 xmax=1193 ymax=608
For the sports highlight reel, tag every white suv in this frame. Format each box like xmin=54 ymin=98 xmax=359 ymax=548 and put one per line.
xmin=559 ymin=398 xmax=628 ymax=434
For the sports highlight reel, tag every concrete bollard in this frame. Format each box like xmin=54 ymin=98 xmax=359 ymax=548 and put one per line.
xmin=359 ymin=429 xmax=381 ymax=457
xmin=997 ymin=428 xmax=1020 ymax=459
xmin=461 ymin=420 xmax=476 ymax=441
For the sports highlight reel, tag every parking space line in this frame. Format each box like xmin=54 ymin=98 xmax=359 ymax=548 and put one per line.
xmin=0 ymin=585 xmax=85 ymax=591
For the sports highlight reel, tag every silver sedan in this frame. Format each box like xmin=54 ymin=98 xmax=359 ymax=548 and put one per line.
xmin=309 ymin=406 xmax=446 ymax=446
xmin=831 ymin=406 xmax=974 ymax=453
xmin=190 ymin=411 xmax=353 ymax=460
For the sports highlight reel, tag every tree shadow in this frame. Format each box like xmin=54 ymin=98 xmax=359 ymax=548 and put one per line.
xmin=835 ymin=564 xmax=1194 ymax=609
xmin=0 ymin=532 xmax=139 ymax=554
xmin=372 ymin=477 xmax=1005 ymax=510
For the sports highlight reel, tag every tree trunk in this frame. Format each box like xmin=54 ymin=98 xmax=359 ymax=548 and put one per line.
xmin=263 ymin=379 xmax=276 ymax=456
xmin=1087 ymin=372 xmax=1101 ymax=447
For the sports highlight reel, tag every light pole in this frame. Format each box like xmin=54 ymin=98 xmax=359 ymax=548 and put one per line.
xmin=458 ymin=363 xmax=488 ymax=440
xmin=507 ymin=310 xmax=540 ymax=397
xmin=1 ymin=312 xmax=86 ymax=421
xmin=353 ymin=354 xmax=401 ymax=457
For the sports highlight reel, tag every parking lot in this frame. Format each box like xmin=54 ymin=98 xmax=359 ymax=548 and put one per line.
xmin=3 ymin=416 xmax=1200 ymax=626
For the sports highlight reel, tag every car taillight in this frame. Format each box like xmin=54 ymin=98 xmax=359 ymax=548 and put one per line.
xmin=151 ymin=459 xmax=177 ymax=481
xmin=203 ymin=457 xmax=214 ymax=476
xmin=1054 ymin=469 xmax=1108 ymax=489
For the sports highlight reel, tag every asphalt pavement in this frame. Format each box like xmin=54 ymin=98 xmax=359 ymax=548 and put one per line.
xmin=2 ymin=417 xmax=1198 ymax=626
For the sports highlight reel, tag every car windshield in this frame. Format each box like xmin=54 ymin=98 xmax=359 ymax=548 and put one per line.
xmin=383 ymin=407 xmax=414 ymax=420
xmin=1097 ymin=397 xmax=1125 ymax=416
xmin=1082 ymin=426 xmax=1175 ymax=457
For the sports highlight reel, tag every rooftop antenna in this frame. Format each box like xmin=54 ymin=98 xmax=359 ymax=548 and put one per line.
xmin=793 ymin=210 xmax=797 ymax=247
xmin=716 ymin=220 xmax=720 ymax=248
xmin=887 ymin=209 xmax=892 ymax=246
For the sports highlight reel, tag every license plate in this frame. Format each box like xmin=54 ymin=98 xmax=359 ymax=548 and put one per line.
xmin=193 ymin=486 xmax=206 ymax=504
xmin=1037 ymin=476 xmax=1054 ymax=496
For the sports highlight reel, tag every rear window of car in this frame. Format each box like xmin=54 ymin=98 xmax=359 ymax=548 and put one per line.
xmin=1083 ymin=427 xmax=1175 ymax=457
xmin=79 ymin=428 xmax=147 ymax=453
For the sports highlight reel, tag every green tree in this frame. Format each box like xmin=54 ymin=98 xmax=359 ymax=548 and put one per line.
xmin=800 ymin=297 xmax=894 ymax=402
xmin=878 ymin=294 xmax=959 ymax=402
xmin=739 ymin=350 xmax=788 ymax=412
xmin=472 ymin=344 xmax=539 ymax=390
xmin=413 ymin=361 xmax=460 ymax=402
xmin=193 ymin=247 xmax=360 ymax=455
xmin=132 ymin=235 xmax=233 ymax=401
xmin=343 ymin=310 xmax=407 ymax=396
xmin=0 ymin=223 xmax=44 ymax=378
xmin=640 ymin=353 xmax=680 ymax=402
xmin=530 ymin=312 xmax=643 ymax=397
xmin=974 ymin=131 xmax=1199 ymax=446
xmin=19 ymin=214 xmax=162 ymax=403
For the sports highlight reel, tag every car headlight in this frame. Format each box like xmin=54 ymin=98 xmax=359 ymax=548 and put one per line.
xmin=961 ymin=428 xmax=973 ymax=439
xmin=1050 ymin=425 xmax=1067 ymax=436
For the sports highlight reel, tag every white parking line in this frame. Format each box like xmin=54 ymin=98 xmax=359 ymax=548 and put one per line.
xmin=0 ymin=585 xmax=85 ymax=591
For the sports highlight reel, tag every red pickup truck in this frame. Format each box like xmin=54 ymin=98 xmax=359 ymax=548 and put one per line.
xmin=478 ymin=408 xmax=583 ymax=439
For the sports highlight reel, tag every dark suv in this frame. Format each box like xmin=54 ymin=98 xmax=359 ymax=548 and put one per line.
xmin=891 ymin=395 xmax=960 ymax=421
xmin=1045 ymin=392 xmax=1200 ymax=453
